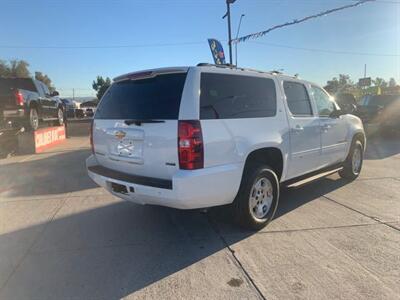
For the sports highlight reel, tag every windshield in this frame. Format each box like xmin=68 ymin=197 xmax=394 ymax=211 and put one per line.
xmin=95 ymin=73 xmax=187 ymax=120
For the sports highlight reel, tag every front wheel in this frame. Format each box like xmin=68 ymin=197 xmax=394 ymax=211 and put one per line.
xmin=339 ymin=140 xmax=363 ymax=180
xmin=232 ymin=165 xmax=279 ymax=230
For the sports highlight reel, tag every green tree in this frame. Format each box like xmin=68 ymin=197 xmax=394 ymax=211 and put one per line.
xmin=8 ymin=60 xmax=30 ymax=77
xmin=373 ymin=77 xmax=387 ymax=88
xmin=0 ymin=59 xmax=30 ymax=78
xmin=35 ymin=71 xmax=55 ymax=92
xmin=0 ymin=60 xmax=10 ymax=77
xmin=388 ymin=78 xmax=397 ymax=87
xmin=92 ymin=76 xmax=111 ymax=100
xmin=324 ymin=74 xmax=355 ymax=95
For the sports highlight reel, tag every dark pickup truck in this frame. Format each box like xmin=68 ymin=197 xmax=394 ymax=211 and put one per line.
xmin=358 ymin=95 xmax=400 ymax=132
xmin=0 ymin=78 xmax=64 ymax=131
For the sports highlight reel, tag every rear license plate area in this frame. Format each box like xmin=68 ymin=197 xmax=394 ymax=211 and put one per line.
xmin=110 ymin=182 xmax=128 ymax=194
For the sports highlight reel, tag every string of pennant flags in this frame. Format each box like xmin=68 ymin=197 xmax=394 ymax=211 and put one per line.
xmin=232 ymin=0 xmax=376 ymax=44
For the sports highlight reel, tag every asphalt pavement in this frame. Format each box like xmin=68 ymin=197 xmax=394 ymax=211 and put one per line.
xmin=0 ymin=123 xmax=399 ymax=300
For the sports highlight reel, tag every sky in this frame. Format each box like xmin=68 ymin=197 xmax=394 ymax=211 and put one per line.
xmin=0 ymin=0 xmax=399 ymax=98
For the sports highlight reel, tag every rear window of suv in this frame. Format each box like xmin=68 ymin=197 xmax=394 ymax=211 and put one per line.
xmin=200 ymin=73 xmax=277 ymax=119
xmin=95 ymin=73 xmax=187 ymax=120
xmin=0 ymin=78 xmax=37 ymax=93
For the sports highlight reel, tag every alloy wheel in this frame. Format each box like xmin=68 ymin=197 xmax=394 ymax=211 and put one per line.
xmin=248 ymin=177 xmax=274 ymax=220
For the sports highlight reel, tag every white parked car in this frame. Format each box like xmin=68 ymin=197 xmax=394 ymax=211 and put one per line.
xmin=86 ymin=64 xmax=365 ymax=229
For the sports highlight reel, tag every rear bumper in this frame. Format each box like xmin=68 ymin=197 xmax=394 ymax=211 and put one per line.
xmin=3 ymin=108 xmax=25 ymax=118
xmin=1 ymin=109 xmax=25 ymax=129
xmin=86 ymin=155 xmax=243 ymax=209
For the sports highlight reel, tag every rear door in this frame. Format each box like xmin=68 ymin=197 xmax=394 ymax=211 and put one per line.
xmin=34 ymin=81 xmax=50 ymax=117
xmin=42 ymin=83 xmax=58 ymax=117
xmin=310 ymin=85 xmax=348 ymax=167
xmin=282 ymin=80 xmax=321 ymax=179
xmin=93 ymin=70 xmax=188 ymax=180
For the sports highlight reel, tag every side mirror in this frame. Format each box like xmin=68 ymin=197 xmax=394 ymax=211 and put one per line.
xmin=51 ymin=91 xmax=59 ymax=97
xmin=330 ymin=109 xmax=344 ymax=118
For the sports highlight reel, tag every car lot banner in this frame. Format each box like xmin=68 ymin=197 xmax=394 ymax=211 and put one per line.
xmin=208 ymin=39 xmax=226 ymax=65
xmin=34 ymin=125 xmax=66 ymax=153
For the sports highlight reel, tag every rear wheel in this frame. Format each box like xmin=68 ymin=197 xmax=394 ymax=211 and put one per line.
xmin=56 ymin=108 xmax=64 ymax=126
xmin=339 ymin=140 xmax=363 ymax=180
xmin=232 ymin=165 xmax=279 ymax=230
xmin=28 ymin=107 xmax=39 ymax=131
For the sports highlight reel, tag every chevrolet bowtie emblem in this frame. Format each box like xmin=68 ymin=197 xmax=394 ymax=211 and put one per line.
xmin=114 ymin=130 xmax=126 ymax=139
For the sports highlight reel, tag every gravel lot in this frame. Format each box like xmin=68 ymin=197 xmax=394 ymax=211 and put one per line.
xmin=0 ymin=122 xmax=399 ymax=300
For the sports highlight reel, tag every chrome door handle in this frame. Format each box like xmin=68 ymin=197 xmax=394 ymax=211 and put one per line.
xmin=321 ymin=124 xmax=332 ymax=130
xmin=292 ymin=125 xmax=304 ymax=133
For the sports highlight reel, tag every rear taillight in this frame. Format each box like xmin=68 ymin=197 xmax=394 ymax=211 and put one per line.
xmin=15 ymin=91 xmax=24 ymax=106
xmin=178 ymin=120 xmax=204 ymax=170
xmin=90 ymin=120 xmax=95 ymax=154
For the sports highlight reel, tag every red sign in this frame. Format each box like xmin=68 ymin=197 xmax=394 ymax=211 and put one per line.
xmin=34 ymin=125 xmax=66 ymax=153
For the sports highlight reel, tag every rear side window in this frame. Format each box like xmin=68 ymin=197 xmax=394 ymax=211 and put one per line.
xmin=95 ymin=73 xmax=187 ymax=120
xmin=36 ymin=82 xmax=48 ymax=96
xmin=200 ymin=73 xmax=277 ymax=119
xmin=283 ymin=81 xmax=313 ymax=116
xmin=41 ymin=82 xmax=50 ymax=95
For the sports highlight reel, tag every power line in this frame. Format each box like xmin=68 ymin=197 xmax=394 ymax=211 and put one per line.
xmin=0 ymin=41 xmax=206 ymax=49
xmin=233 ymin=0 xmax=376 ymax=44
xmin=1 ymin=39 xmax=396 ymax=57
xmin=351 ymin=0 xmax=399 ymax=3
xmin=57 ymin=88 xmax=93 ymax=90
xmin=251 ymin=41 xmax=400 ymax=57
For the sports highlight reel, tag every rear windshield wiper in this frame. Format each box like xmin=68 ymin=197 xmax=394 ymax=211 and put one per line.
xmin=124 ymin=119 xmax=166 ymax=126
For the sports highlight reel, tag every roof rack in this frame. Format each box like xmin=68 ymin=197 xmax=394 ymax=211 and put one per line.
xmin=196 ymin=63 xmax=236 ymax=68
xmin=196 ymin=63 xmax=298 ymax=78
xmin=196 ymin=63 xmax=265 ymax=74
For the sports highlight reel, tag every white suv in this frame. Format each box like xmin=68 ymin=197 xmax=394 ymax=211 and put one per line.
xmin=86 ymin=64 xmax=365 ymax=229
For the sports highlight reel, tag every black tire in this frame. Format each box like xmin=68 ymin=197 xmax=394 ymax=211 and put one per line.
xmin=56 ymin=107 xmax=64 ymax=126
xmin=28 ymin=107 xmax=39 ymax=131
xmin=232 ymin=165 xmax=279 ymax=230
xmin=339 ymin=140 xmax=363 ymax=180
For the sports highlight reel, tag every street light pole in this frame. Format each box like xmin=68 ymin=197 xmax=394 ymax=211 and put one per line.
xmin=235 ymin=14 xmax=245 ymax=66
xmin=223 ymin=0 xmax=236 ymax=65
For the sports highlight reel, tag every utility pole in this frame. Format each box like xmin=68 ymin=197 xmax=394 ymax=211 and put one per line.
xmin=223 ymin=0 xmax=236 ymax=65
xmin=363 ymin=64 xmax=367 ymax=97
xmin=235 ymin=14 xmax=245 ymax=66
xmin=72 ymin=88 xmax=75 ymax=100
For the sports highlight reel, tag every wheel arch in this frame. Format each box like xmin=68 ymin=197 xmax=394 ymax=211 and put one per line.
xmin=351 ymin=131 xmax=366 ymax=152
xmin=343 ymin=131 xmax=366 ymax=162
xmin=353 ymin=132 xmax=366 ymax=148
xmin=242 ymin=147 xmax=284 ymax=181
xmin=29 ymin=100 xmax=38 ymax=109
xmin=27 ymin=100 xmax=42 ymax=117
